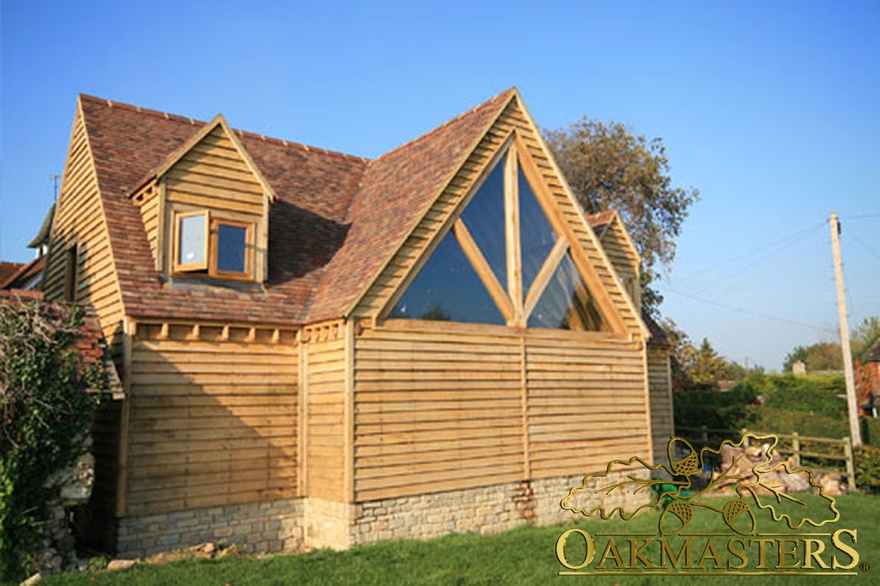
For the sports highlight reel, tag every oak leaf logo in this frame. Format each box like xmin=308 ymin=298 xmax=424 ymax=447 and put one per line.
xmin=561 ymin=434 xmax=840 ymax=535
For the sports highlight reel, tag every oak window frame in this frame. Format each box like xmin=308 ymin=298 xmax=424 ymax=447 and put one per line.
xmin=172 ymin=210 xmax=255 ymax=281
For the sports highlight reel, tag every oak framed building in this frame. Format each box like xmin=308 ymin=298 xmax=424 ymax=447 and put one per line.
xmin=42 ymin=88 xmax=674 ymax=556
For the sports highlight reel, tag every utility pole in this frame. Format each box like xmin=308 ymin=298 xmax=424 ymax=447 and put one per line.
xmin=829 ymin=212 xmax=862 ymax=447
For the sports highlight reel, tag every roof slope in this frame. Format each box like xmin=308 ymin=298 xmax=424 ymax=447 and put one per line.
xmin=308 ymin=88 xmax=515 ymax=320
xmin=75 ymin=90 xmax=514 ymax=325
xmin=0 ymin=256 xmax=45 ymax=290
xmin=0 ymin=261 xmax=24 ymax=286
xmin=79 ymin=95 xmax=367 ymax=324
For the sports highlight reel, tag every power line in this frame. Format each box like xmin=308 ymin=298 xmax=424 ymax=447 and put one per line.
xmin=664 ymin=287 xmax=828 ymax=332
xmin=842 ymin=212 xmax=880 ymax=220
xmin=674 ymin=221 xmax=825 ymax=290
xmin=843 ymin=229 xmax=880 ymax=262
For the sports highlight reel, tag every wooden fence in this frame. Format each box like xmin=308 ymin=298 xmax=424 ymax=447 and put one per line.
xmin=675 ymin=425 xmax=856 ymax=490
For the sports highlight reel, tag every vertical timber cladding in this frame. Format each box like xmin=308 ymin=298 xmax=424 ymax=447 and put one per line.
xmin=352 ymin=324 xmax=651 ymax=501
xmin=353 ymin=322 xmax=525 ymax=502
xmin=124 ymin=322 xmax=298 ymax=517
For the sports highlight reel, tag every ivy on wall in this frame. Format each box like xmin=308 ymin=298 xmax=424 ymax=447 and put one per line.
xmin=0 ymin=300 xmax=101 ymax=581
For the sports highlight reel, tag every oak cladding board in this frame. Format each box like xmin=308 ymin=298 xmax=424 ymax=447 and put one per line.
xmin=304 ymin=337 xmax=346 ymax=502
xmin=124 ymin=335 xmax=297 ymax=516
xmin=43 ymin=106 xmax=125 ymax=337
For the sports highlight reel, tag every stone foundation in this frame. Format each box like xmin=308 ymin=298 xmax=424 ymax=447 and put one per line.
xmin=116 ymin=498 xmax=303 ymax=559
xmin=110 ymin=471 xmax=649 ymax=556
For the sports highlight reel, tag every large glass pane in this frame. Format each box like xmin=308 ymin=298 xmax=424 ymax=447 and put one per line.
xmin=519 ymin=168 xmax=557 ymax=295
xmin=390 ymin=230 xmax=505 ymax=325
xmin=178 ymin=214 xmax=206 ymax=267
xmin=216 ymin=224 xmax=248 ymax=273
xmin=460 ymin=161 xmax=506 ymax=287
xmin=527 ymin=251 xmax=605 ymax=331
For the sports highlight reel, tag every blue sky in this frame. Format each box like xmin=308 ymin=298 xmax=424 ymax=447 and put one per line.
xmin=2 ymin=1 xmax=878 ymax=370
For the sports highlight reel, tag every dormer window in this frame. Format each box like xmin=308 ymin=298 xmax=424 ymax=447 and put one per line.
xmin=173 ymin=211 xmax=254 ymax=280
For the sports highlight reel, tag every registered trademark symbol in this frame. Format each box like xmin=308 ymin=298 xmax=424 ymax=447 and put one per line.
xmin=860 ymin=561 xmax=870 ymax=572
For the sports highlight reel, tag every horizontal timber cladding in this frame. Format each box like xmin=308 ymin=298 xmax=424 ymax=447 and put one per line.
xmin=164 ymin=126 xmax=265 ymax=216
xmin=351 ymin=320 xmax=652 ymax=503
xmin=125 ymin=323 xmax=298 ymax=517
xmin=353 ymin=323 xmax=525 ymax=502
xmin=647 ymin=346 xmax=674 ymax=465
xmin=526 ymin=333 xmax=650 ymax=477
xmin=303 ymin=326 xmax=347 ymax=503
xmin=42 ymin=105 xmax=125 ymax=334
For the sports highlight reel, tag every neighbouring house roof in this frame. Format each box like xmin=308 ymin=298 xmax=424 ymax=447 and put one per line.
xmin=27 ymin=203 xmax=55 ymax=249
xmin=77 ymin=90 xmax=515 ymax=325
xmin=0 ymin=256 xmax=44 ymax=290
xmin=0 ymin=261 xmax=24 ymax=285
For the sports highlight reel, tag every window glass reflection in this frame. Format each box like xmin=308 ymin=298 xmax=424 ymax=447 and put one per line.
xmin=390 ymin=230 xmax=505 ymax=325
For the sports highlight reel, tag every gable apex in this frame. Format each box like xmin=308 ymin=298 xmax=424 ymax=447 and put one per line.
xmin=146 ymin=114 xmax=279 ymax=203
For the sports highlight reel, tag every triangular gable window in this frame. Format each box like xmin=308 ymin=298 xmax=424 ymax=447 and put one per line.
xmin=389 ymin=230 xmax=506 ymax=325
xmin=527 ymin=251 xmax=606 ymax=331
xmin=389 ymin=139 xmax=610 ymax=331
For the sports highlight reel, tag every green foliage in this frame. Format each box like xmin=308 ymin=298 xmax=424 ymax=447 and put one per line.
xmin=782 ymin=342 xmax=843 ymax=373
xmin=854 ymin=445 xmax=880 ymax=492
xmin=544 ymin=119 xmax=699 ymax=315
xmin=754 ymin=374 xmax=846 ymax=418
xmin=851 ymin=316 xmax=880 ymax=361
xmin=673 ymin=384 xmax=759 ymax=432
xmin=0 ymin=301 xmax=100 ymax=582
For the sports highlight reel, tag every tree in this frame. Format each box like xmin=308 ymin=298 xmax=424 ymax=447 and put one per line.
xmin=852 ymin=316 xmax=880 ymax=361
xmin=782 ymin=342 xmax=843 ymax=373
xmin=688 ymin=338 xmax=731 ymax=388
xmin=544 ymin=119 xmax=699 ymax=314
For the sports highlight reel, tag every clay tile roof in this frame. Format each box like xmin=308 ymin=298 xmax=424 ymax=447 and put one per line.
xmin=642 ymin=311 xmax=671 ymax=347
xmin=77 ymin=89 xmax=516 ymax=325
xmin=0 ymin=261 xmax=24 ymax=286
xmin=0 ymin=256 xmax=45 ymax=290
xmin=308 ymin=88 xmax=516 ymax=321
xmin=585 ymin=210 xmax=615 ymax=230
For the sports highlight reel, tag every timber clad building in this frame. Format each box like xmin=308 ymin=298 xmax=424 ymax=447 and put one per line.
xmin=42 ymin=88 xmax=673 ymax=556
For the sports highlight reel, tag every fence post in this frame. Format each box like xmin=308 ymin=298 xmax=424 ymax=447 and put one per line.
xmin=792 ymin=432 xmax=801 ymax=468
xmin=701 ymin=425 xmax=708 ymax=445
xmin=844 ymin=438 xmax=856 ymax=491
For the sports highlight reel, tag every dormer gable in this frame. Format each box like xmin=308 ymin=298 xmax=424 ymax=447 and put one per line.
xmin=130 ymin=115 xmax=274 ymax=284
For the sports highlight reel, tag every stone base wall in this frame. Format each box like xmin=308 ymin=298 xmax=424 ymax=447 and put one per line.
xmin=353 ymin=480 xmax=534 ymax=546
xmin=110 ymin=471 xmax=650 ymax=556
xmin=116 ymin=498 xmax=303 ymax=559
xmin=303 ymin=498 xmax=353 ymax=550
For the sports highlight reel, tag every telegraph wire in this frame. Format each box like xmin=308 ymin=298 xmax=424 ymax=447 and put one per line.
xmin=664 ymin=287 xmax=828 ymax=332
xmin=674 ymin=221 xmax=825 ymax=290
xmin=843 ymin=229 xmax=880 ymax=262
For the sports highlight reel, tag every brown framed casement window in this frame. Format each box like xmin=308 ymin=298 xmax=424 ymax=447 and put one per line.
xmin=174 ymin=211 xmax=209 ymax=272
xmin=210 ymin=217 xmax=253 ymax=280
xmin=173 ymin=211 xmax=253 ymax=280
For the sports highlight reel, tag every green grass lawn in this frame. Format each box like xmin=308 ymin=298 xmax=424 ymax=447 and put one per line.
xmin=36 ymin=493 xmax=878 ymax=586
